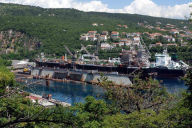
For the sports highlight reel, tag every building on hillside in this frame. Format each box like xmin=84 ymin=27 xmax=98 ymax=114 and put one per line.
xmin=156 ymin=42 xmax=163 ymax=46
xmin=92 ymin=23 xmax=98 ymax=26
xmin=181 ymin=42 xmax=188 ymax=47
xmin=102 ymin=31 xmax=109 ymax=35
xmin=149 ymin=33 xmax=162 ymax=40
xmin=124 ymin=39 xmax=132 ymax=46
xmin=120 ymin=38 xmax=128 ymax=42
xmin=101 ymin=43 xmax=113 ymax=50
xmin=113 ymin=42 xmax=124 ymax=47
xmin=133 ymin=36 xmax=140 ymax=41
xmin=88 ymin=35 xmax=97 ymax=41
xmin=100 ymin=35 xmax=108 ymax=41
xmin=117 ymin=24 xmax=122 ymax=27
xmin=88 ymin=31 xmax=97 ymax=36
xmin=111 ymin=31 xmax=119 ymax=39
xmin=80 ymin=34 xmax=89 ymax=41
xmin=170 ymin=29 xmax=179 ymax=35
xmin=166 ymin=43 xmax=177 ymax=47
xmin=123 ymin=25 xmax=128 ymax=28
xmin=133 ymin=40 xmax=140 ymax=46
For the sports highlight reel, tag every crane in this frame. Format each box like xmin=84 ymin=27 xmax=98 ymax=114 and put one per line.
xmin=81 ymin=44 xmax=90 ymax=55
xmin=64 ymin=45 xmax=77 ymax=69
xmin=64 ymin=45 xmax=73 ymax=57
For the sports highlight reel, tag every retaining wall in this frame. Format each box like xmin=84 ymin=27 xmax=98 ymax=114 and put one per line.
xmin=31 ymin=69 xmax=132 ymax=86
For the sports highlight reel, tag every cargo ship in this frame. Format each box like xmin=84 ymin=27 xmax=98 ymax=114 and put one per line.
xmin=35 ymin=50 xmax=189 ymax=78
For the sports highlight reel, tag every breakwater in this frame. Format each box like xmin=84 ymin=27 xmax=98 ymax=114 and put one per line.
xmin=31 ymin=68 xmax=132 ymax=86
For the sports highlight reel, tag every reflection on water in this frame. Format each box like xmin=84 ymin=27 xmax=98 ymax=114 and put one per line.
xmin=155 ymin=77 xmax=187 ymax=93
xmin=23 ymin=77 xmax=187 ymax=105
xmin=24 ymin=80 xmax=105 ymax=105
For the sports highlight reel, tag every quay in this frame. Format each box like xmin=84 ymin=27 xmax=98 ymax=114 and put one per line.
xmin=26 ymin=93 xmax=71 ymax=107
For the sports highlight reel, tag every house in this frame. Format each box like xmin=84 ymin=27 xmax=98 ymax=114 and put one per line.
xmin=117 ymin=24 xmax=122 ymax=27
xmin=102 ymin=31 xmax=109 ymax=35
xmin=92 ymin=23 xmax=98 ymax=26
xmin=155 ymin=42 xmax=163 ymax=46
xmin=166 ymin=24 xmax=175 ymax=28
xmin=88 ymin=31 xmax=97 ymax=36
xmin=133 ymin=40 xmax=140 ymax=46
xmin=88 ymin=35 xmax=97 ymax=41
xmin=163 ymin=35 xmax=175 ymax=42
xmin=167 ymin=43 xmax=177 ymax=47
xmin=113 ymin=42 xmax=124 ymax=47
xmin=120 ymin=38 xmax=128 ymax=42
xmin=111 ymin=31 xmax=119 ymax=39
xmin=95 ymin=33 xmax=100 ymax=38
xmin=124 ymin=39 xmax=132 ymax=46
xmin=149 ymin=33 xmax=162 ymax=39
xmin=170 ymin=29 xmax=179 ymax=35
xmin=100 ymin=35 xmax=108 ymax=41
xmin=133 ymin=36 xmax=140 ymax=41
xmin=101 ymin=43 xmax=113 ymax=50
xmin=123 ymin=25 xmax=128 ymax=28
xmin=181 ymin=42 xmax=188 ymax=47
xmin=80 ymin=34 xmax=89 ymax=41
xmin=121 ymin=32 xmax=126 ymax=35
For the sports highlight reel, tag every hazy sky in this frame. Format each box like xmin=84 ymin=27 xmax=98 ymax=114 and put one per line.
xmin=0 ymin=0 xmax=191 ymax=19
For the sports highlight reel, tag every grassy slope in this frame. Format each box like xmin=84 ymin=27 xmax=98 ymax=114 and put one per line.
xmin=0 ymin=3 xmax=189 ymax=57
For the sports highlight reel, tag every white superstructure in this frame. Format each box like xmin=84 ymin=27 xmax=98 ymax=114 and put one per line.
xmin=155 ymin=49 xmax=171 ymax=67
xmin=154 ymin=49 xmax=189 ymax=69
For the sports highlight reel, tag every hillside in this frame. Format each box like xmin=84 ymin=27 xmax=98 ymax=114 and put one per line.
xmin=0 ymin=3 xmax=190 ymax=59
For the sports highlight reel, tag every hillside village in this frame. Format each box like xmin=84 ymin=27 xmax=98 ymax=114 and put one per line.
xmin=80 ymin=22 xmax=191 ymax=50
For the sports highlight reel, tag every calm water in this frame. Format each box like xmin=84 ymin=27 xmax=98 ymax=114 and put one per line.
xmin=23 ymin=77 xmax=187 ymax=105
xmin=24 ymin=80 xmax=105 ymax=105
xmin=155 ymin=77 xmax=187 ymax=93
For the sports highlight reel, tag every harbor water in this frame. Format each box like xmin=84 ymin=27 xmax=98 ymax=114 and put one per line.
xmin=24 ymin=79 xmax=105 ymax=105
xmin=23 ymin=77 xmax=187 ymax=105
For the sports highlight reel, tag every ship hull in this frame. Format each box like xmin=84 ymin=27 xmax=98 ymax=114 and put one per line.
xmin=35 ymin=60 xmax=186 ymax=78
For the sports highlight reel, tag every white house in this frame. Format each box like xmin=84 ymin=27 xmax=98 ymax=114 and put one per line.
xmin=100 ymin=35 xmax=108 ymax=41
xmin=101 ymin=43 xmax=113 ymax=50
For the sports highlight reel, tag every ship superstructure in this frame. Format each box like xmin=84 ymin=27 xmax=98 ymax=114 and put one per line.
xmin=154 ymin=49 xmax=189 ymax=70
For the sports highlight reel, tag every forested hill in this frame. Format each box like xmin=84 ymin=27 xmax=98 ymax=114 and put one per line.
xmin=0 ymin=3 xmax=190 ymax=58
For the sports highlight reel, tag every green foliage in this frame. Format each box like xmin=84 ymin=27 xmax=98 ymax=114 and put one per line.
xmin=0 ymin=3 xmax=189 ymax=59
xmin=183 ymin=68 xmax=192 ymax=109
xmin=72 ymin=96 xmax=110 ymax=128
xmin=0 ymin=58 xmax=12 ymax=66
xmin=0 ymin=66 xmax=15 ymax=95
xmin=99 ymin=74 xmax=170 ymax=113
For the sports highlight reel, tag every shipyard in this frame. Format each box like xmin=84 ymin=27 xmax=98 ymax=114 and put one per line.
xmin=1 ymin=2 xmax=192 ymax=127
xmin=12 ymin=33 xmax=190 ymax=90
xmin=13 ymin=32 xmax=189 ymax=83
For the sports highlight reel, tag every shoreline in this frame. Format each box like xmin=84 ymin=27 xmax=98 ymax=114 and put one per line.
xmin=15 ymin=72 xmax=130 ymax=87
xmin=16 ymin=73 xmax=98 ymax=86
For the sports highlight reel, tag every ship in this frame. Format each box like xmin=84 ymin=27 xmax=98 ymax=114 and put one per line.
xmin=34 ymin=44 xmax=189 ymax=78
xmin=34 ymin=51 xmax=189 ymax=78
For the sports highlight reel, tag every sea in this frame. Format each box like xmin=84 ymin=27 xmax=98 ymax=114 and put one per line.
xmin=23 ymin=77 xmax=187 ymax=105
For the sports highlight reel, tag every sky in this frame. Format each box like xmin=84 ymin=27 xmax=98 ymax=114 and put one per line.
xmin=0 ymin=0 xmax=191 ymax=19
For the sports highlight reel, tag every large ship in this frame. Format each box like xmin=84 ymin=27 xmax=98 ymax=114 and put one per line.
xmin=35 ymin=50 xmax=189 ymax=78
xmin=149 ymin=49 xmax=189 ymax=77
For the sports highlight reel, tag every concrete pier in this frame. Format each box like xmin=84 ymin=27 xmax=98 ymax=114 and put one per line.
xmin=30 ymin=68 xmax=132 ymax=86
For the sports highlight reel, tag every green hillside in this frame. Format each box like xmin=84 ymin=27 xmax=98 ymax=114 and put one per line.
xmin=0 ymin=3 xmax=190 ymax=59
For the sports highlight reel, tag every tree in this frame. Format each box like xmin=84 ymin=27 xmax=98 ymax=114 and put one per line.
xmin=183 ymin=68 xmax=192 ymax=109
xmin=0 ymin=66 xmax=15 ymax=95
xmin=98 ymin=74 xmax=171 ymax=113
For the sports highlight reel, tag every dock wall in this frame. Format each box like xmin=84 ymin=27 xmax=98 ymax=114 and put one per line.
xmin=31 ymin=68 xmax=132 ymax=86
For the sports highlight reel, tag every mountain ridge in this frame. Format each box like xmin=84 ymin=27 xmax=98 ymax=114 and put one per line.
xmin=0 ymin=3 xmax=190 ymax=59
